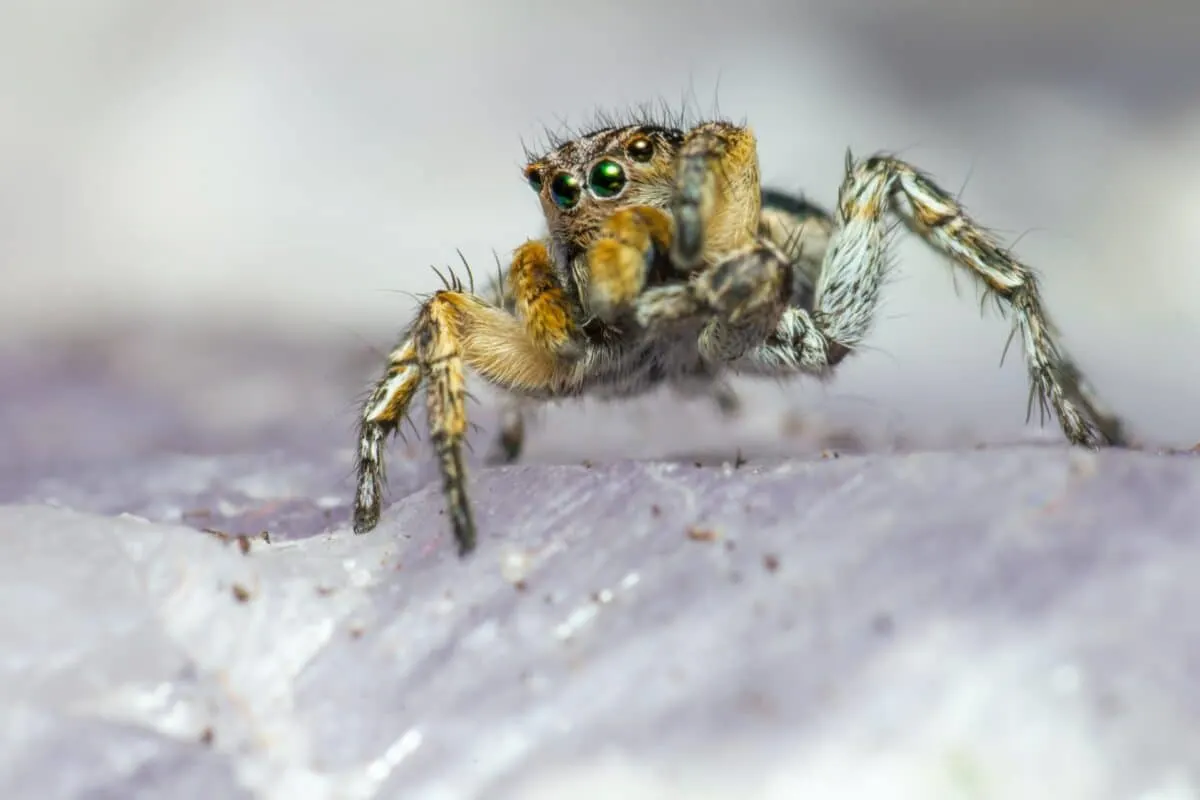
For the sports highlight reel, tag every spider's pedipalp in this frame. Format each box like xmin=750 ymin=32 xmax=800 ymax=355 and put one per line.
xmin=585 ymin=206 xmax=674 ymax=323
xmin=670 ymin=121 xmax=761 ymax=271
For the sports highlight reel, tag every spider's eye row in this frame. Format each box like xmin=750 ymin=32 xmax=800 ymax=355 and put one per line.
xmin=626 ymin=137 xmax=654 ymax=162
xmin=525 ymin=167 xmax=543 ymax=192
xmin=588 ymin=159 xmax=626 ymax=198
xmin=550 ymin=172 xmax=581 ymax=209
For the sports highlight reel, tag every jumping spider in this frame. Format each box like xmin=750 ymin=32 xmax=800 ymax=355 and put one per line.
xmin=353 ymin=113 xmax=1128 ymax=555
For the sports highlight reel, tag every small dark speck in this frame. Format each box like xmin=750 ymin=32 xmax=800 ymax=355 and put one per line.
xmin=581 ymin=459 xmax=594 ymax=468
xmin=236 ymin=537 xmax=251 ymax=555
xmin=871 ymin=613 xmax=894 ymax=636
xmin=651 ymin=504 xmax=662 ymax=517
xmin=349 ymin=626 xmax=365 ymax=640
xmin=763 ymin=553 xmax=780 ymax=572
xmin=693 ymin=461 xmax=703 ymax=468
xmin=231 ymin=584 xmax=253 ymax=603
xmin=199 ymin=728 xmax=215 ymax=746
xmin=734 ymin=449 xmax=747 ymax=469
xmin=724 ymin=539 xmax=736 ymax=552
xmin=315 ymin=586 xmax=337 ymax=597
xmin=513 ymin=580 xmax=528 ymax=592
xmin=820 ymin=450 xmax=840 ymax=460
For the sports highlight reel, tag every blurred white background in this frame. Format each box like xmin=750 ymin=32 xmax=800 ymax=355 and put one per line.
xmin=3 ymin=0 xmax=1200 ymax=448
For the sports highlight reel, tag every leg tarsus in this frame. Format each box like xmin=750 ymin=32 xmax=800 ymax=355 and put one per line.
xmin=353 ymin=421 xmax=387 ymax=534
xmin=353 ymin=336 xmax=420 ymax=535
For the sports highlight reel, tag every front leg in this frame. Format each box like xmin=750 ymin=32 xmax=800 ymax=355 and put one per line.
xmin=354 ymin=287 xmax=580 ymax=555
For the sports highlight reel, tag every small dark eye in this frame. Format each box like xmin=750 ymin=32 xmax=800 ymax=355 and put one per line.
xmin=627 ymin=137 xmax=654 ymax=162
xmin=550 ymin=172 xmax=581 ymax=209
xmin=588 ymin=159 xmax=626 ymax=198
xmin=525 ymin=167 xmax=543 ymax=192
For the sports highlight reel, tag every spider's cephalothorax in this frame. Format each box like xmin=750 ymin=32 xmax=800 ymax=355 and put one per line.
xmin=352 ymin=115 xmax=1128 ymax=555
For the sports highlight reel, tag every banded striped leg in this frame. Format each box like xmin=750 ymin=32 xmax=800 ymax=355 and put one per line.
xmin=737 ymin=153 xmax=1127 ymax=446
xmin=354 ymin=244 xmax=582 ymax=553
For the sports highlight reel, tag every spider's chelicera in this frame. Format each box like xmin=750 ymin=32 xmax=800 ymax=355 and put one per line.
xmin=353 ymin=111 xmax=1128 ymax=555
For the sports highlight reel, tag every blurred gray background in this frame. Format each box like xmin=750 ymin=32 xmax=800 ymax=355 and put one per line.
xmin=3 ymin=0 xmax=1200 ymax=466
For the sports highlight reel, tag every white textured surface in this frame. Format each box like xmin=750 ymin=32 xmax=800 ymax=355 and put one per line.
xmin=3 ymin=446 xmax=1200 ymax=799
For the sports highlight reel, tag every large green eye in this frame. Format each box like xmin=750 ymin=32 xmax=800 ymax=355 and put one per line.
xmin=550 ymin=172 xmax=581 ymax=209
xmin=588 ymin=159 xmax=626 ymax=198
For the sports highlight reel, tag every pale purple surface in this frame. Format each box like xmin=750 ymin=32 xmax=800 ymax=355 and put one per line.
xmin=1 ymin=333 xmax=1198 ymax=799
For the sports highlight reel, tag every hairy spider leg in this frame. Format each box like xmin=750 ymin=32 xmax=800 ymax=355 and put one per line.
xmin=354 ymin=279 xmax=579 ymax=552
xmin=732 ymin=153 xmax=1125 ymax=446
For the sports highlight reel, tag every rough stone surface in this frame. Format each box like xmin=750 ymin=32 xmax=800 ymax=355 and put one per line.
xmin=2 ymin=333 xmax=1199 ymax=799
